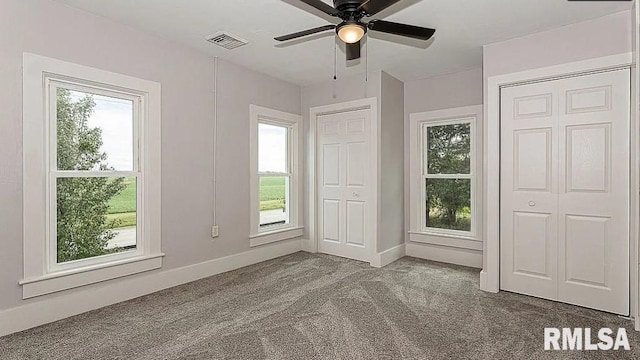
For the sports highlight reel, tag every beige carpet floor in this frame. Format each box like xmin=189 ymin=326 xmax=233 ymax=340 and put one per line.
xmin=1 ymin=251 xmax=639 ymax=359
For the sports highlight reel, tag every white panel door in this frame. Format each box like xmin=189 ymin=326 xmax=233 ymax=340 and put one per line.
xmin=318 ymin=109 xmax=371 ymax=262
xmin=557 ymin=70 xmax=630 ymax=314
xmin=500 ymin=69 xmax=630 ymax=315
xmin=501 ymin=82 xmax=559 ymax=300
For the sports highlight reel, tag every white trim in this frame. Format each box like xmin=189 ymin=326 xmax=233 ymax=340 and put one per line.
xmin=249 ymin=105 xmax=303 ymax=239
xmin=20 ymin=254 xmax=164 ymax=299
xmin=301 ymin=238 xmax=316 ymax=253
xmin=0 ymin=239 xmax=301 ymax=337
xmin=409 ymin=105 xmax=483 ymax=247
xmin=483 ymin=53 xmax=635 ymax=299
xmin=370 ymin=244 xmax=406 ymax=268
xmin=22 ymin=53 xmax=162 ymax=298
xmin=633 ymin=3 xmax=640 ymax=331
xmin=406 ymin=242 xmax=482 ymax=268
xmin=308 ymin=98 xmax=378 ymax=264
xmin=479 ymin=270 xmax=490 ymax=291
xmin=249 ymin=227 xmax=304 ymax=247
xmin=408 ymin=232 xmax=483 ymax=251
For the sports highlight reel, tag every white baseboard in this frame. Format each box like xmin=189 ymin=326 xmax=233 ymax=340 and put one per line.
xmin=479 ymin=270 xmax=499 ymax=293
xmin=406 ymin=242 xmax=482 ymax=268
xmin=370 ymin=244 xmax=406 ymax=268
xmin=480 ymin=270 xmax=488 ymax=291
xmin=0 ymin=239 xmax=301 ymax=337
xmin=300 ymin=238 xmax=316 ymax=253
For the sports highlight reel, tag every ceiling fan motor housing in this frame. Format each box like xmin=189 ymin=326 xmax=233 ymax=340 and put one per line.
xmin=333 ymin=0 xmax=366 ymax=12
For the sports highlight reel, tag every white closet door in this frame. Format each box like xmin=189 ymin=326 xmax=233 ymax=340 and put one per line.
xmin=317 ymin=109 xmax=371 ymax=262
xmin=501 ymin=69 xmax=630 ymax=315
xmin=501 ymin=81 xmax=559 ymax=300
xmin=557 ymin=70 xmax=630 ymax=315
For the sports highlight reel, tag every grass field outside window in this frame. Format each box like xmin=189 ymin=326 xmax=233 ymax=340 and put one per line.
xmin=107 ymin=177 xmax=137 ymax=228
xmin=259 ymin=176 xmax=286 ymax=211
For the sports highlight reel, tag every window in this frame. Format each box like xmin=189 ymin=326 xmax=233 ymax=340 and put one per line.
xmin=409 ymin=105 xmax=482 ymax=244
xmin=259 ymin=123 xmax=291 ymax=229
xmin=423 ymin=121 xmax=473 ymax=234
xmin=22 ymin=53 xmax=162 ymax=298
xmin=250 ymin=105 xmax=302 ymax=246
xmin=53 ymin=85 xmax=140 ymax=268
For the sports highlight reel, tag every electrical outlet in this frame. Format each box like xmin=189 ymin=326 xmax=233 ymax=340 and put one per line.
xmin=211 ymin=225 xmax=219 ymax=238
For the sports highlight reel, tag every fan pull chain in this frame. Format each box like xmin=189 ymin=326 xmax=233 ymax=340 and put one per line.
xmin=365 ymin=39 xmax=368 ymax=82
xmin=332 ymin=40 xmax=337 ymax=98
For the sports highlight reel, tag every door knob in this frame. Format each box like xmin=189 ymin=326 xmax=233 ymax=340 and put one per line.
xmin=352 ymin=192 xmax=360 ymax=198
xmin=528 ymin=201 xmax=536 ymax=207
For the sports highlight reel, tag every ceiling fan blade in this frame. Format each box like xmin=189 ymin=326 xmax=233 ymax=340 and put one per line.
xmin=346 ymin=41 xmax=361 ymax=60
xmin=298 ymin=0 xmax=340 ymax=16
xmin=367 ymin=20 xmax=435 ymax=40
xmin=274 ymin=24 xmax=336 ymax=41
xmin=358 ymin=0 xmax=401 ymax=16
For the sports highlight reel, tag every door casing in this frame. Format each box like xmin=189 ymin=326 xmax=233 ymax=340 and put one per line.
xmin=307 ymin=97 xmax=378 ymax=264
xmin=499 ymin=70 xmax=631 ymax=315
xmin=482 ymin=53 xmax=638 ymax=323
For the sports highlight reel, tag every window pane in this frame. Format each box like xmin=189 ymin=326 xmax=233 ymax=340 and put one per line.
xmin=56 ymin=88 xmax=134 ymax=171
xmin=259 ymin=176 xmax=290 ymax=229
xmin=425 ymin=178 xmax=471 ymax=232
xmin=258 ymin=123 xmax=288 ymax=173
xmin=56 ymin=177 xmax=137 ymax=263
xmin=425 ymin=123 xmax=471 ymax=174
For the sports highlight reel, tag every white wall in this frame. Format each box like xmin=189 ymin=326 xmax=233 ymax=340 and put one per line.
xmin=0 ymin=0 xmax=300 ymax=318
xmin=403 ymin=68 xmax=483 ymax=266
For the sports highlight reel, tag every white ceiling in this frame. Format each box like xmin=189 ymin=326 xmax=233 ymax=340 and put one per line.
xmin=53 ymin=0 xmax=631 ymax=86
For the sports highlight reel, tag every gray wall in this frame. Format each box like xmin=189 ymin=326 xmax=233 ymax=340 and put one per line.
xmin=481 ymin=9 xmax=633 ymax=268
xmin=215 ymin=59 xmax=301 ymax=257
xmin=300 ymin=71 xmax=383 ymax=243
xmin=300 ymin=70 xmax=406 ymax=254
xmin=403 ymin=68 xmax=483 ymax=240
xmin=405 ymin=69 xmax=483 ymax=113
xmin=483 ymin=10 xmax=632 ymax=79
xmin=379 ymin=72 xmax=405 ymax=252
xmin=0 ymin=0 xmax=300 ymax=312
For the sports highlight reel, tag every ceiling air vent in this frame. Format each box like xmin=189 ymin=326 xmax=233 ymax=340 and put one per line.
xmin=206 ymin=32 xmax=248 ymax=50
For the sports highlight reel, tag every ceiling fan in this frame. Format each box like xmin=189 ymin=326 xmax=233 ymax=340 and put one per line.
xmin=275 ymin=0 xmax=435 ymax=60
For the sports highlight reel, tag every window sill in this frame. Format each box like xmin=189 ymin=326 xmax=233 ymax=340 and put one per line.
xmin=250 ymin=226 xmax=303 ymax=247
xmin=409 ymin=231 xmax=482 ymax=251
xmin=19 ymin=253 xmax=164 ymax=299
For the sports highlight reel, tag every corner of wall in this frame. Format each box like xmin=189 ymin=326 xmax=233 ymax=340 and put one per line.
xmin=378 ymin=70 xmax=406 ymax=254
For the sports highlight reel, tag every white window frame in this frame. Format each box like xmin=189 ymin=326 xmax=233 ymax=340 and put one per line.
xmin=21 ymin=53 xmax=163 ymax=299
xmin=249 ymin=105 xmax=303 ymax=247
xmin=409 ymin=105 xmax=483 ymax=249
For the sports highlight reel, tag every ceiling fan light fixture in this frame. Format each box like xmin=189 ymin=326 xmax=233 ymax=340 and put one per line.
xmin=337 ymin=22 xmax=366 ymax=44
xmin=274 ymin=0 xmax=437 ymax=62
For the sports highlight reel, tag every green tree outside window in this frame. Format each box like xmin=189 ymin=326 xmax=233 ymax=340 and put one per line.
xmin=55 ymin=89 xmax=127 ymax=262
xmin=425 ymin=123 xmax=472 ymax=231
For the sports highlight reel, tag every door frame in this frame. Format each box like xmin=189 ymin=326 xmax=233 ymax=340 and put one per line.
xmin=482 ymin=53 xmax=637 ymax=320
xmin=307 ymin=97 xmax=378 ymax=264
xmin=633 ymin=0 xmax=639 ymax=330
